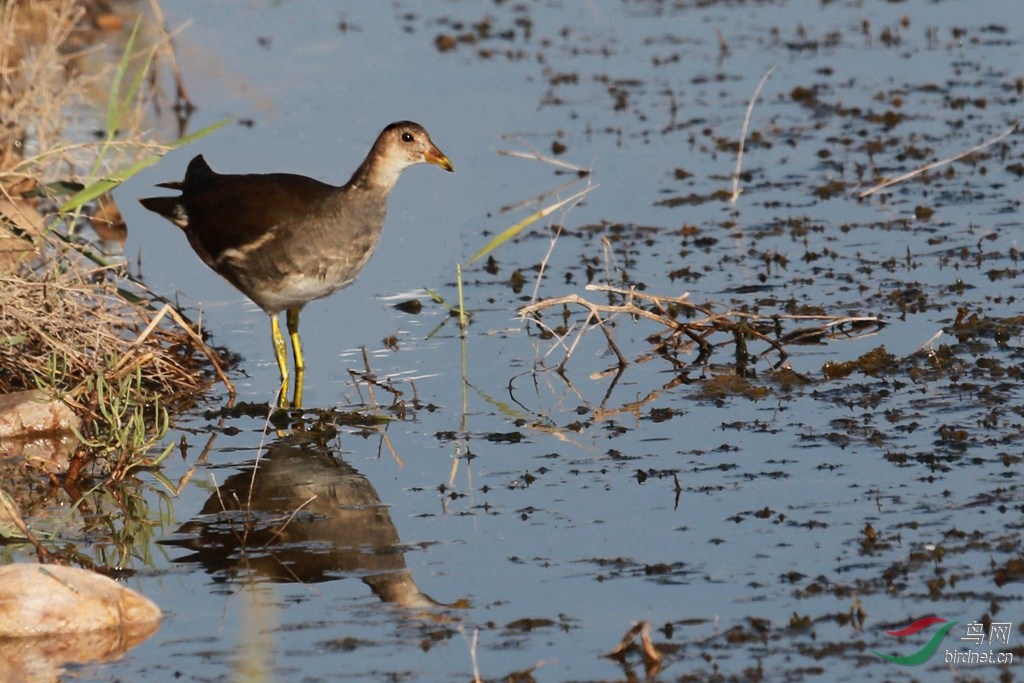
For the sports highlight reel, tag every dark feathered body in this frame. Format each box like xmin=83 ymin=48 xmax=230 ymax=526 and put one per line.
xmin=139 ymin=121 xmax=453 ymax=406
xmin=139 ymin=121 xmax=453 ymax=314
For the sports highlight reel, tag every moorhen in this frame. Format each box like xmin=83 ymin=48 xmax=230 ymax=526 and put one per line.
xmin=140 ymin=121 xmax=453 ymax=407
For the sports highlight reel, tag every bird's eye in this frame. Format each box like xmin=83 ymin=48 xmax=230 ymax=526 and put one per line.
xmin=401 ymin=132 xmax=414 ymax=143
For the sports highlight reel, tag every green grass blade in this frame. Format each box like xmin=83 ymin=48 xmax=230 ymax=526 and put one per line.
xmin=457 ymin=262 xmax=467 ymax=331
xmin=60 ymin=155 xmax=162 ymax=211
xmin=423 ymin=287 xmax=448 ymax=307
xmin=167 ymin=117 xmax=233 ymax=149
xmin=59 ymin=118 xmax=232 ymax=212
xmin=115 ymin=45 xmax=156 ymax=131
xmin=107 ymin=18 xmax=142 ymax=135
xmin=468 ymin=185 xmax=594 ymax=265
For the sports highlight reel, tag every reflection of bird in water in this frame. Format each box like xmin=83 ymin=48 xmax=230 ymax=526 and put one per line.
xmin=163 ymin=437 xmax=443 ymax=610
xmin=139 ymin=122 xmax=454 ymax=407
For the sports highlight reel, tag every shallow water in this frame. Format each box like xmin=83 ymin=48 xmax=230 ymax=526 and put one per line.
xmin=21 ymin=0 xmax=1024 ymax=680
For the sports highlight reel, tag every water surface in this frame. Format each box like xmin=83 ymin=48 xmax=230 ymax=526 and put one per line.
xmin=59 ymin=0 xmax=1024 ymax=679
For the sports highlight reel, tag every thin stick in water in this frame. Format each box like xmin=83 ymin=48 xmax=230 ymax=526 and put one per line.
xmin=731 ymin=65 xmax=776 ymax=204
xmin=499 ymin=148 xmax=591 ymax=174
xmin=858 ymin=121 xmax=1018 ymax=198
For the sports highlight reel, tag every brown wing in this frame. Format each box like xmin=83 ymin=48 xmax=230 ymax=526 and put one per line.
xmin=178 ymin=161 xmax=340 ymax=262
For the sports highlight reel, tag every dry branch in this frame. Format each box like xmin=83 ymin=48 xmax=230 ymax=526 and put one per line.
xmin=520 ymin=283 xmax=883 ymax=372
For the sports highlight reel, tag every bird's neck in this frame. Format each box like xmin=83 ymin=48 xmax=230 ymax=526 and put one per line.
xmin=346 ymin=148 xmax=403 ymax=193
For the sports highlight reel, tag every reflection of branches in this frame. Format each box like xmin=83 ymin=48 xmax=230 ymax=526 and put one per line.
xmin=507 ymin=364 xmax=684 ymax=446
xmin=343 ymin=348 xmax=409 ymax=467
xmin=506 ymin=369 xmax=586 ymax=442
xmin=520 ymin=283 xmax=884 ymax=373
xmin=146 ymin=0 xmax=196 ymax=134
xmin=605 ymin=621 xmax=664 ymax=679
xmin=590 ymin=375 xmax=686 ymax=424
xmin=347 ymin=347 xmax=405 ymax=404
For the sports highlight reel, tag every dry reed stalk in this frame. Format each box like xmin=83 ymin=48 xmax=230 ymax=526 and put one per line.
xmin=530 ymin=179 xmax=591 ymax=305
xmin=731 ymin=65 xmax=775 ymax=203
xmin=857 ymin=121 xmax=1017 ymax=198
xmin=458 ymin=625 xmax=483 ymax=683
xmin=498 ymin=134 xmax=592 ymax=175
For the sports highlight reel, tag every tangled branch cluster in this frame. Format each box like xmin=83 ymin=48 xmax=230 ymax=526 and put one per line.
xmin=520 ymin=283 xmax=883 ymax=373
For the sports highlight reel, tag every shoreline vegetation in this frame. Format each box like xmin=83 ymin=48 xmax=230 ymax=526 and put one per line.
xmin=1 ymin=0 xmax=228 ymax=488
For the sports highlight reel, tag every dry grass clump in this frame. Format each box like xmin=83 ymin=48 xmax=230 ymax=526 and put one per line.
xmin=0 ymin=270 xmax=212 ymax=406
xmin=0 ymin=0 xmax=221 ymax=414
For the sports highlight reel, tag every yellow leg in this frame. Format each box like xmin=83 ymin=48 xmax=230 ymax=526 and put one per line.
xmin=270 ymin=314 xmax=290 ymax=407
xmin=286 ymin=308 xmax=304 ymax=371
xmin=286 ymin=308 xmax=304 ymax=407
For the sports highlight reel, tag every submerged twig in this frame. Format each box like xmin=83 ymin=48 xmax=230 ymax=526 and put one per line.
xmin=498 ymin=175 xmax=586 ymax=215
xmin=263 ymin=494 xmax=318 ymax=547
xmin=147 ymin=0 xmax=195 ymax=121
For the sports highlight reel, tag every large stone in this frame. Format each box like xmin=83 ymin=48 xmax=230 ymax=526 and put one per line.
xmin=0 ymin=389 xmax=80 ymax=472
xmin=0 ymin=390 xmax=79 ymax=438
xmin=0 ymin=563 xmax=162 ymax=680
xmin=0 ymin=563 xmax=162 ymax=637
